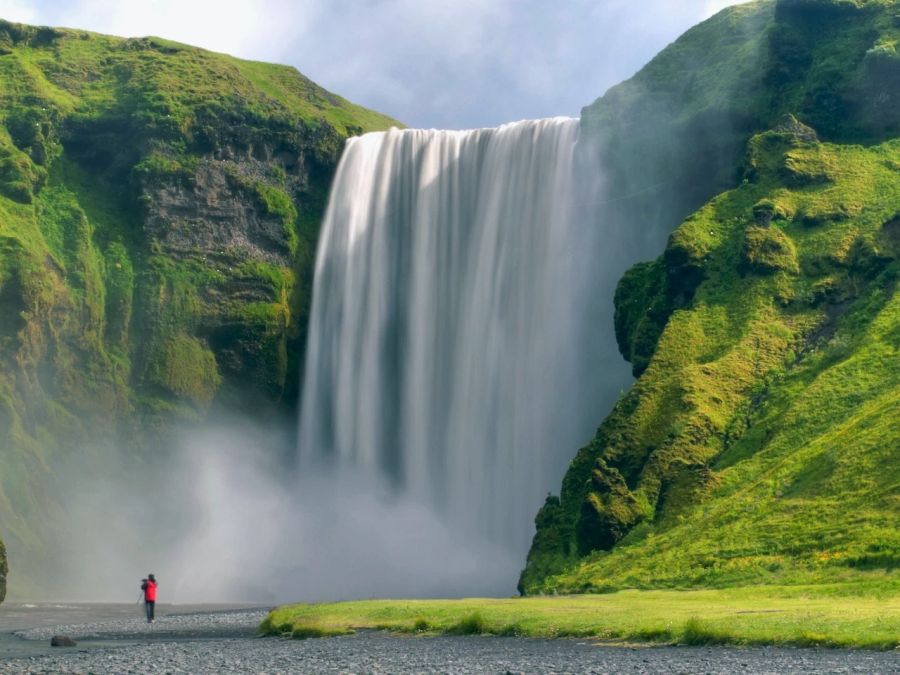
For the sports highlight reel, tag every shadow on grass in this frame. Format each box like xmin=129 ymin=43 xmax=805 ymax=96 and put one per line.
xmin=681 ymin=617 xmax=734 ymax=646
xmin=258 ymin=615 xmax=351 ymax=640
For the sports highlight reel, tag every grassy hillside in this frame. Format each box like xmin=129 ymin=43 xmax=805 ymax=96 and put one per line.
xmin=522 ymin=0 xmax=900 ymax=593
xmin=522 ymin=117 xmax=899 ymax=591
xmin=0 ymin=19 xmax=398 ymax=594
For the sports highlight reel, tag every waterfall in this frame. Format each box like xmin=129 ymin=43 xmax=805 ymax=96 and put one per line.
xmin=298 ymin=118 xmax=628 ymax=564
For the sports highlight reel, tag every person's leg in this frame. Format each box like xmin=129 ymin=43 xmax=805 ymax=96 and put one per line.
xmin=145 ymin=601 xmax=151 ymax=622
xmin=149 ymin=601 xmax=155 ymax=621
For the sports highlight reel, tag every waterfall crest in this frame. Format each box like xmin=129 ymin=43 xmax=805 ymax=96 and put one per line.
xmin=299 ymin=118 xmax=621 ymax=559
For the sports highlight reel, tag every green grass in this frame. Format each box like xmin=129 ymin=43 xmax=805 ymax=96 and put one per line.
xmin=261 ymin=582 xmax=900 ymax=649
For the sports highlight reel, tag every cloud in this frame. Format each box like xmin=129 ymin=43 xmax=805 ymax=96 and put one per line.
xmin=0 ymin=0 xmax=38 ymax=23
xmin=278 ymin=0 xmax=748 ymax=128
xmin=48 ymin=0 xmax=306 ymax=60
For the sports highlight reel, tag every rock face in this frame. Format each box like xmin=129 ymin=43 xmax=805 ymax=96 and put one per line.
xmin=144 ymin=160 xmax=293 ymax=264
xmin=521 ymin=0 xmax=900 ymax=593
xmin=0 ymin=20 xmax=398 ymax=587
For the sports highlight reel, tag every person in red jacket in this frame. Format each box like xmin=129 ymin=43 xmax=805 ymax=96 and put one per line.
xmin=141 ymin=574 xmax=158 ymax=623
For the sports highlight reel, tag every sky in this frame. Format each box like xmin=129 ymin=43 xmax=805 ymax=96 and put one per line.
xmin=0 ymin=0 xmax=743 ymax=129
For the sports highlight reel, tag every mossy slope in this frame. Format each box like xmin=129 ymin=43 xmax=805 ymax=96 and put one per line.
xmin=581 ymin=0 xmax=899 ymax=271
xmin=522 ymin=115 xmax=900 ymax=592
xmin=0 ymin=19 xmax=398 ymax=591
xmin=522 ymin=0 xmax=900 ymax=595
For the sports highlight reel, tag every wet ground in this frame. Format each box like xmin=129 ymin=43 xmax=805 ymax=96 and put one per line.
xmin=0 ymin=603 xmax=897 ymax=674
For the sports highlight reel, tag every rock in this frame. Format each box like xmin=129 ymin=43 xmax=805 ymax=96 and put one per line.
xmin=50 ymin=635 xmax=76 ymax=647
xmin=773 ymin=113 xmax=819 ymax=144
xmin=0 ymin=537 xmax=6 ymax=604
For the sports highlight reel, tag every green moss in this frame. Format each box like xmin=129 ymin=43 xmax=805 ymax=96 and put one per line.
xmin=234 ymin=260 xmax=294 ymax=296
xmin=102 ymin=242 xmax=134 ymax=350
xmin=0 ymin=132 xmax=44 ymax=203
xmin=741 ymin=225 xmax=800 ymax=274
xmin=132 ymin=151 xmax=198 ymax=184
xmin=752 ymin=198 xmax=794 ymax=225
xmin=614 ymin=261 xmax=674 ymax=376
xmin=781 ymin=144 xmax=838 ymax=185
xmin=146 ymin=333 xmax=221 ymax=407
xmin=252 ymin=182 xmax=299 ymax=255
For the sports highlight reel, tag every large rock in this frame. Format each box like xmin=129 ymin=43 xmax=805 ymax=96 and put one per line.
xmin=50 ymin=635 xmax=76 ymax=647
xmin=0 ymin=537 xmax=6 ymax=603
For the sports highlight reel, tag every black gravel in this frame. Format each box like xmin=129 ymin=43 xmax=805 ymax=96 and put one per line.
xmin=13 ymin=608 xmax=267 ymax=642
xmin=1 ymin=609 xmax=898 ymax=674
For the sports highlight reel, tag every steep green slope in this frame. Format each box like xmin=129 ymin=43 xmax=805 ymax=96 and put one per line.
xmin=522 ymin=0 xmax=900 ymax=593
xmin=580 ymin=0 xmax=898 ymax=279
xmin=0 ymin=20 xmax=398 ymax=592
xmin=524 ymin=119 xmax=899 ymax=592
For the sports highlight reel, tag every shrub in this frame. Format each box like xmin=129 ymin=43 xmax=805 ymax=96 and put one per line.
xmin=741 ymin=225 xmax=800 ymax=274
xmin=447 ymin=612 xmax=487 ymax=635
xmin=681 ymin=617 xmax=733 ymax=645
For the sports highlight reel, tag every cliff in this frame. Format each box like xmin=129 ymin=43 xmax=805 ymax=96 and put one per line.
xmin=0 ymin=20 xmax=398 ymax=592
xmin=521 ymin=0 xmax=900 ymax=592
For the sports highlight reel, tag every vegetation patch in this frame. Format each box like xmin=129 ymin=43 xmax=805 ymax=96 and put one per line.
xmin=741 ymin=224 xmax=800 ymax=274
xmin=146 ymin=333 xmax=221 ymax=407
xmin=446 ymin=612 xmax=488 ymax=635
xmin=261 ymin=583 xmax=900 ymax=649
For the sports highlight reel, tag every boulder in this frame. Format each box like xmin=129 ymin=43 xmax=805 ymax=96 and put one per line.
xmin=50 ymin=635 xmax=76 ymax=647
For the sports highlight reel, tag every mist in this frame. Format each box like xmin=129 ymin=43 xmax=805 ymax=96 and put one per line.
xmin=27 ymin=417 xmax=520 ymax=603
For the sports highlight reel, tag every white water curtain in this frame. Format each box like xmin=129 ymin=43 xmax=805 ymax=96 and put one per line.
xmin=299 ymin=118 xmax=623 ymax=559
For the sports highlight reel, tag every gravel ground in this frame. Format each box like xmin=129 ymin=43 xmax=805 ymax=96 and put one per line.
xmin=2 ymin=608 xmax=898 ymax=674
xmin=13 ymin=608 xmax=268 ymax=642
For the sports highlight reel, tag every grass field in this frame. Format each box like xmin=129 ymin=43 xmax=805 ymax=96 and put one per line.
xmin=260 ymin=580 xmax=900 ymax=649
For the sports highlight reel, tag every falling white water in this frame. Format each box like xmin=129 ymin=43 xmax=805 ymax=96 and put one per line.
xmin=299 ymin=118 xmax=625 ymax=568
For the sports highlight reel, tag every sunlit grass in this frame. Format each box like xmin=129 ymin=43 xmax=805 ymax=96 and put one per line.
xmin=261 ymin=582 xmax=900 ymax=649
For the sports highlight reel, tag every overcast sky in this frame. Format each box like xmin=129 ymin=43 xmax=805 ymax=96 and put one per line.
xmin=1 ymin=1 xmax=743 ymax=129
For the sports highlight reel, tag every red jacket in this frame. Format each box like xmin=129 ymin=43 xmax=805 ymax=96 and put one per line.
xmin=143 ymin=580 xmax=157 ymax=602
